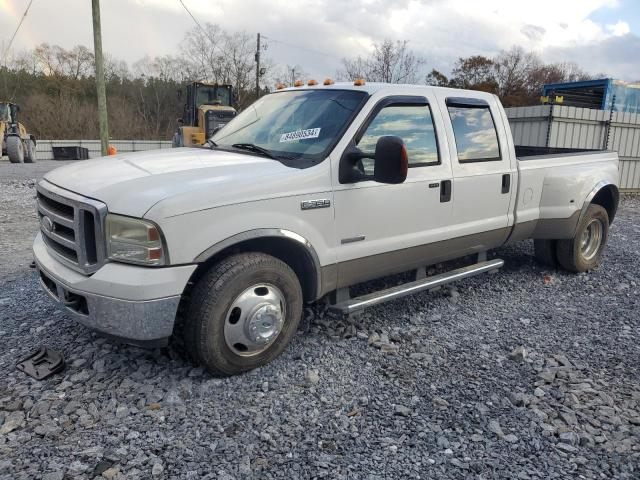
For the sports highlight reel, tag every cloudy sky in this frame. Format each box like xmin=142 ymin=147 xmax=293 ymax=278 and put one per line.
xmin=1 ymin=0 xmax=639 ymax=81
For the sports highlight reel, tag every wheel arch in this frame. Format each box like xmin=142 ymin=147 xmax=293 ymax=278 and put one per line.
xmin=191 ymin=229 xmax=323 ymax=302
xmin=582 ymin=181 xmax=619 ymax=224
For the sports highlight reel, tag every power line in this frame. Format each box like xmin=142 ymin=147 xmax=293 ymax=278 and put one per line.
xmin=261 ymin=35 xmax=342 ymax=61
xmin=2 ymin=0 xmax=35 ymax=65
xmin=176 ymin=0 xmax=217 ymax=49
xmin=174 ymin=2 xmax=340 ymax=63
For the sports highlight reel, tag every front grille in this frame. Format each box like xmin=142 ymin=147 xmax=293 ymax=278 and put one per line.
xmin=37 ymin=180 xmax=107 ymax=274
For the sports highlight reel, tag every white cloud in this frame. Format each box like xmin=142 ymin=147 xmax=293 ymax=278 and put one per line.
xmin=607 ymin=21 xmax=631 ymax=36
xmin=0 ymin=0 xmax=637 ymax=80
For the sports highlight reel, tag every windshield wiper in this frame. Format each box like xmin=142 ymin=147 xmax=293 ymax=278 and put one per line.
xmin=207 ymin=139 xmax=218 ymax=149
xmin=231 ymin=143 xmax=277 ymax=159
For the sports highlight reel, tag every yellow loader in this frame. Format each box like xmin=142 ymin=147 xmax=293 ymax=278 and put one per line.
xmin=173 ymin=82 xmax=237 ymax=147
xmin=0 ymin=102 xmax=36 ymax=163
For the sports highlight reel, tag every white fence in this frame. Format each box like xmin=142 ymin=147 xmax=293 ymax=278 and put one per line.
xmin=506 ymin=105 xmax=640 ymax=191
xmin=35 ymin=140 xmax=173 ymax=161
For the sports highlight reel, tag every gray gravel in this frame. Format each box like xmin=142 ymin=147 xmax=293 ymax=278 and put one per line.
xmin=0 ymin=159 xmax=75 ymax=281
xmin=1 ymin=161 xmax=639 ymax=479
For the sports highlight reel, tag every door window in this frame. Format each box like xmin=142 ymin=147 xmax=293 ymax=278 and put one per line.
xmin=357 ymin=104 xmax=439 ymax=174
xmin=447 ymin=105 xmax=501 ymax=163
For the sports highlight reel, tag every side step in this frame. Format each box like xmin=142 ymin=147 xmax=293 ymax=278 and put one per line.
xmin=329 ymin=259 xmax=504 ymax=315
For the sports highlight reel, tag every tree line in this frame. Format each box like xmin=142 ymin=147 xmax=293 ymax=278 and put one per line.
xmin=0 ymin=25 xmax=600 ymax=140
xmin=340 ymin=40 xmax=598 ymax=107
xmin=0 ymin=23 xmax=271 ymax=140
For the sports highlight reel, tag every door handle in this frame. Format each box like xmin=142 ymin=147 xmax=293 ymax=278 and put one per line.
xmin=501 ymin=174 xmax=510 ymax=194
xmin=440 ymin=180 xmax=451 ymax=202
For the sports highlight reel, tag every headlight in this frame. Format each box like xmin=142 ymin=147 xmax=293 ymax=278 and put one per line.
xmin=106 ymin=214 xmax=167 ymax=266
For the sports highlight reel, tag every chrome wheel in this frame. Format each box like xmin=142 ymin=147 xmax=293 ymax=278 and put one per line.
xmin=223 ymin=283 xmax=286 ymax=357
xmin=580 ymin=219 xmax=603 ymax=261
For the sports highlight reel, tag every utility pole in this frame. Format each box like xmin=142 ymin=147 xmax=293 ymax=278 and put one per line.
xmin=92 ymin=0 xmax=109 ymax=156
xmin=291 ymin=67 xmax=295 ymax=86
xmin=255 ymin=33 xmax=261 ymax=98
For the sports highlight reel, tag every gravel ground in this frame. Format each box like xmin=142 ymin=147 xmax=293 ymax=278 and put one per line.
xmin=0 ymin=159 xmax=74 ymax=280
xmin=0 ymin=161 xmax=639 ymax=479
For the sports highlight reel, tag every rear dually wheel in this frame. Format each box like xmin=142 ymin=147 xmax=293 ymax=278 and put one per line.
xmin=556 ymin=204 xmax=609 ymax=272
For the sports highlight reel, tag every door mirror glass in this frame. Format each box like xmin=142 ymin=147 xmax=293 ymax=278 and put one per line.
xmin=374 ymin=136 xmax=408 ymax=184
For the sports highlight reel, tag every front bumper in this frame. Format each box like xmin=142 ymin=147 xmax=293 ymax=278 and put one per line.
xmin=33 ymin=233 xmax=197 ymax=345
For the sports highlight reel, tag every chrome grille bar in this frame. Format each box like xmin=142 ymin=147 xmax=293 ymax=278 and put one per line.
xmin=36 ymin=180 xmax=108 ymax=274
xmin=37 ymin=202 xmax=75 ymax=229
xmin=40 ymin=226 xmax=77 ymax=250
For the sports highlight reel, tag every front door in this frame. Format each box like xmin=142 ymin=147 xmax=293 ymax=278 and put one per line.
xmin=332 ymin=94 xmax=453 ymax=288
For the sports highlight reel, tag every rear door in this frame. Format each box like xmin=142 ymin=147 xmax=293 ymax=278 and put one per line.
xmin=437 ymin=95 xmax=515 ymax=246
xmin=332 ymin=93 xmax=453 ymax=287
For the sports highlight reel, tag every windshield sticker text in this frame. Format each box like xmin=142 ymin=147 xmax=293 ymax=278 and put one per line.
xmin=279 ymin=128 xmax=321 ymax=143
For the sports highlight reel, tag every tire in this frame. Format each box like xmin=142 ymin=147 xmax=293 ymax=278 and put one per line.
xmin=7 ymin=136 xmax=24 ymax=163
xmin=534 ymin=239 xmax=557 ymax=267
xmin=556 ymin=204 xmax=609 ymax=273
xmin=184 ymin=252 xmax=303 ymax=376
xmin=24 ymin=139 xmax=36 ymax=163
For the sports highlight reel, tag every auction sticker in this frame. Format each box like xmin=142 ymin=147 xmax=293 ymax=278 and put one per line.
xmin=279 ymin=128 xmax=321 ymax=143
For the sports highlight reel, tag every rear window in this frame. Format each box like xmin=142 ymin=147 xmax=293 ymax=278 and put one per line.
xmin=447 ymin=105 xmax=500 ymax=162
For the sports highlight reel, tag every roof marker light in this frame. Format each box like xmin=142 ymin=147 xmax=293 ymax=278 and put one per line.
xmin=276 ymin=83 xmax=286 ymax=90
xmin=354 ymin=78 xmax=366 ymax=86
xmin=323 ymin=78 xmax=334 ymax=85
xmin=307 ymin=79 xmax=318 ymax=86
xmin=294 ymin=80 xmax=304 ymax=87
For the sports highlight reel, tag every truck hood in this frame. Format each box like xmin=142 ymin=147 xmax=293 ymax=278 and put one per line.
xmin=43 ymin=147 xmax=296 ymax=218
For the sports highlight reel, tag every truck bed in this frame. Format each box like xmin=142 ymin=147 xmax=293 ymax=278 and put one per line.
xmin=515 ymin=145 xmax=600 ymax=160
xmin=512 ymin=148 xmax=619 ymax=235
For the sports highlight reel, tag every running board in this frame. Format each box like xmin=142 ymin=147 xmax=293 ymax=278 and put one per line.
xmin=329 ymin=259 xmax=504 ymax=315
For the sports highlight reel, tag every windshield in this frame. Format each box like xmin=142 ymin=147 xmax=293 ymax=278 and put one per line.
xmin=0 ymin=104 xmax=10 ymax=122
xmin=211 ymin=89 xmax=368 ymax=163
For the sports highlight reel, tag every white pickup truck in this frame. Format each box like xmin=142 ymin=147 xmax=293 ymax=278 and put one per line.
xmin=33 ymin=82 xmax=620 ymax=375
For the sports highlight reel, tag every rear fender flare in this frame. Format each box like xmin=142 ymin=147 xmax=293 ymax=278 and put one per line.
xmin=577 ymin=180 xmax=619 ymax=231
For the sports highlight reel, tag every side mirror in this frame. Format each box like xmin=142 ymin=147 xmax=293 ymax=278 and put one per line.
xmin=374 ymin=136 xmax=408 ymax=184
xmin=338 ymin=141 xmax=368 ymax=184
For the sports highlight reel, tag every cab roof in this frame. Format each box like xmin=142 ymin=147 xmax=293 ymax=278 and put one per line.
xmin=274 ymin=82 xmax=496 ymax=100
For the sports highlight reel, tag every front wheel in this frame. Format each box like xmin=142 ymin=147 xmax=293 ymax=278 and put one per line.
xmin=556 ymin=204 xmax=609 ymax=272
xmin=6 ymin=136 xmax=24 ymax=163
xmin=184 ymin=253 xmax=303 ymax=376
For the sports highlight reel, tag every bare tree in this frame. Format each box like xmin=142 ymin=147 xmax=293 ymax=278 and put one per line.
xmin=180 ymin=23 xmax=226 ymax=82
xmin=268 ymin=63 xmax=308 ymax=87
xmin=219 ymin=30 xmax=256 ymax=106
xmin=6 ymin=48 xmax=40 ymax=75
xmin=32 ymin=44 xmax=94 ymax=79
xmin=340 ymin=39 xmax=426 ymax=83
xmin=104 ymin=54 xmax=130 ymax=81
xmin=493 ymin=47 xmax=538 ymax=104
